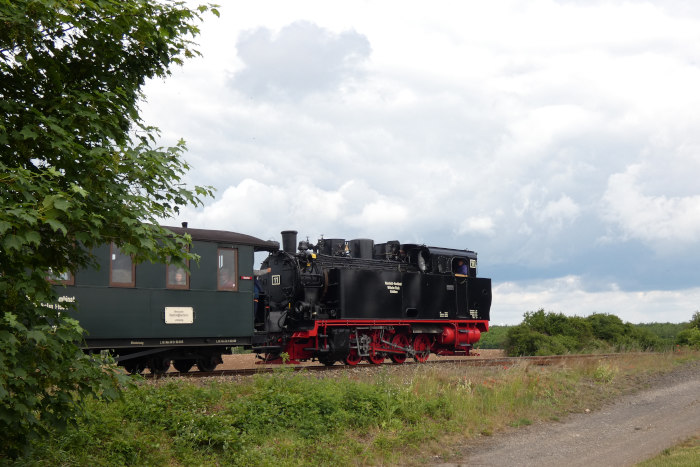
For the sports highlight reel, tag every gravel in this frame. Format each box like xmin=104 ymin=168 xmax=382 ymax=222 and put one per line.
xmin=434 ymin=360 xmax=700 ymax=467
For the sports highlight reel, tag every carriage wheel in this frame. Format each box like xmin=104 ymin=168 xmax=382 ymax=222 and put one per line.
xmin=412 ymin=334 xmax=431 ymax=363
xmin=197 ymin=354 xmax=220 ymax=372
xmin=122 ymin=360 xmax=145 ymax=375
xmin=173 ymin=359 xmax=195 ymax=373
xmin=148 ymin=357 xmax=172 ymax=375
xmin=390 ymin=333 xmax=409 ymax=364
xmin=344 ymin=349 xmax=361 ymax=366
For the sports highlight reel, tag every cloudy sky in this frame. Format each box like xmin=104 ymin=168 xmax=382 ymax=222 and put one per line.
xmin=143 ymin=0 xmax=700 ymax=325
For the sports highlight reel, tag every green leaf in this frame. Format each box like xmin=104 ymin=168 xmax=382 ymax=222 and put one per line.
xmin=45 ymin=218 xmax=67 ymax=235
xmin=53 ymin=198 xmax=70 ymax=211
xmin=2 ymin=234 xmax=23 ymax=251
xmin=70 ymin=184 xmax=88 ymax=198
xmin=0 ymin=221 xmax=12 ymax=235
xmin=26 ymin=330 xmax=47 ymax=344
xmin=18 ymin=127 xmax=38 ymax=140
xmin=24 ymin=231 xmax=41 ymax=246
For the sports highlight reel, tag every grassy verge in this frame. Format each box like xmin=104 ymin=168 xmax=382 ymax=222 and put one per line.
xmin=637 ymin=435 xmax=700 ymax=467
xmin=15 ymin=350 xmax=700 ymax=466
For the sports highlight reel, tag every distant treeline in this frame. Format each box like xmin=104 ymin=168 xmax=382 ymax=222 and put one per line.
xmin=476 ymin=310 xmax=700 ymax=356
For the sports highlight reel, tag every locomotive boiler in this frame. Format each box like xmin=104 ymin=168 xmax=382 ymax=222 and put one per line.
xmin=253 ymin=231 xmax=492 ymax=365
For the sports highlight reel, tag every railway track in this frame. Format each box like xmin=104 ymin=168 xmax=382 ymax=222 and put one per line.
xmin=145 ymin=353 xmax=626 ymax=379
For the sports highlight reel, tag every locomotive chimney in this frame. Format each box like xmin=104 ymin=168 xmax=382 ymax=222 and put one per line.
xmin=181 ymin=221 xmax=188 ymax=229
xmin=281 ymin=230 xmax=298 ymax=254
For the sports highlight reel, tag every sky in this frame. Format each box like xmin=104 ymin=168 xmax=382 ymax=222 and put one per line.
xmin=142 ymin=0 xmax=700 ymax=325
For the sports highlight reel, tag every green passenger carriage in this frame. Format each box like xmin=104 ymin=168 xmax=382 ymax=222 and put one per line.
xmin=52 ymin=225 xmax=279 ymax=374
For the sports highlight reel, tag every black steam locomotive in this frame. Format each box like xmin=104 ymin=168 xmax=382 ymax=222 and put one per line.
xmin=253 ymin=231 xmax=491 ymax=365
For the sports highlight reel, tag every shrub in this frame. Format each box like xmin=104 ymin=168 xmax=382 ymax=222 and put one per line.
xmin=505 ymin=309 xmax=663 ymax=356
xmin=676 ymin=328 xmax=700 ymax=349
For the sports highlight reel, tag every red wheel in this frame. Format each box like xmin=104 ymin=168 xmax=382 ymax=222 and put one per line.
xmin=367 ymin=352 xmax=384 ymax=365
xmin=344 ymin=349 xmax=361 ymax=366
xmin=412 ymin=334 xmax=431 ymax=363
xmin=390 ymin=333 xmax=409 ymax=364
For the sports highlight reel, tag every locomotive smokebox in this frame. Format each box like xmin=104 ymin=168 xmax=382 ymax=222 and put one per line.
xmin=281 ymin=230 xmax=298 ymax=254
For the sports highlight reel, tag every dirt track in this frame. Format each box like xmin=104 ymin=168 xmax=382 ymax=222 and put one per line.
xmin=435 ymin=360 xmax=700 ymax=467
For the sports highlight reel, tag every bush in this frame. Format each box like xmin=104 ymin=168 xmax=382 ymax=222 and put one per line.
xmin=676 ymin=329 xmax=700 ymax=349
xmin=476 ymin=325 xmax=511 ymax=349
xmin=674 ymin=312 xmax=700 ymax=349
xmin=505 ymin=309 xmax=664 ymax=356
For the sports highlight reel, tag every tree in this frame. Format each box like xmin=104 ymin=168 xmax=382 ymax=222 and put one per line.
xmin=0 ymin=0 xmax=216 ymax=458
xmin=675 ymin=311 xmax=700 ymax=349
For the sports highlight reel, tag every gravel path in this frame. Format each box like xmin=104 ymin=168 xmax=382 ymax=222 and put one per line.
xmin=436 ymin=360 xmax=700 ymax=467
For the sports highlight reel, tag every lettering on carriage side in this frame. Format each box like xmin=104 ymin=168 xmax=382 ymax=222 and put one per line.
xmin=41 ymin=296 xmax=76 ymax=311
xmin=215 ymin=338 xmax=238 ymax=344
xmin=272 ymin=275 xmax=281 ymax=286
xmin=160 ymin=339 xmax=184 ymax=345
xmin=470 ymin=309 xmax=479 ymax=319
xmin=384 ymin=281 xmax=402 ymax=294
xmin=164 ymin=306 xmax=194 ymax=324
xmin=130 ymin=341 xmax=144 ymax=345
xmin=440 ymin=311 xmax=448 ymax=318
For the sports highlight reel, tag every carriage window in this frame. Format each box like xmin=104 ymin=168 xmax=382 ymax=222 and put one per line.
xmin=166 ymin=262 xmax=189 ymax=289
xmin=48 ymin=269 xmax=74 ymax=285
xmin=110 ymin=243 xmax=135 ymax=287
xmin=217 ymin=248 xmax=238 ymax=291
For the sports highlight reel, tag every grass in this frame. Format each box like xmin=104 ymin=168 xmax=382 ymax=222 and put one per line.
xmin=637 ymin=435 xmax=700 ymax=467
xmin=14 ymin=350 xmax=700 ymax=466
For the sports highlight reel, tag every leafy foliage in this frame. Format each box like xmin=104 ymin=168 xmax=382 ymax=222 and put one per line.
xmin=0 ymin=0 xmax=216 ymax=458
xmin=23 ymin=373 xmax=452 ymax=465
xmin=504 ymin=309 xmax=663 ymax=356
xmin=633 ymin=322 xmax=686 ymax=345
xmin=675 ymin=312 xmax=700 ymax=349
xmin=475 ymin=324 xmax=511 ymax=349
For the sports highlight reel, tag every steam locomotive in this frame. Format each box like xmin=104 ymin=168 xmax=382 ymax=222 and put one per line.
xmin=253 ymin=231 xmax=492 ymax=365
xmin=53 ymin=226 xmax=491 ymax=373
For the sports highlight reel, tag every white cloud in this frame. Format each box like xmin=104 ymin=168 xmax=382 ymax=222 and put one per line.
xmin=538 ymin=195 xmax=580 ymax=230
xmin=602 ymin=164 xmax=700 ymax=244
xmin=493 ymin=277 xmax=700 ymax=325
xmin=231 ymin=21 xmax=370 ymax=99
xmin=458 ymin=216 xmax=495 ymax=236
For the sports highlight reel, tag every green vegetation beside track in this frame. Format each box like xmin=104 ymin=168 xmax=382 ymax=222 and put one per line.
xmin=503 ymin=310 xmax=696 ymax=356
xmin=12 ymin=351 xmax=700 ymax=466
xmin=637 ymin=435 xmax=700 ymax=467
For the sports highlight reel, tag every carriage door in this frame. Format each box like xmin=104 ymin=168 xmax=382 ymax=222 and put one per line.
xmin=455 ymin=276 xmax=469 ymax=318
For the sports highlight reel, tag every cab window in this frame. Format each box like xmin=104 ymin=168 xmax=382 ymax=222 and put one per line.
xmin=217 ymin=248 xmax=238 ymax=291
xmin=453 ymin=258 xmax=469 ymax=276
xmin=110 ymin=243 xmax=135 ymax=287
